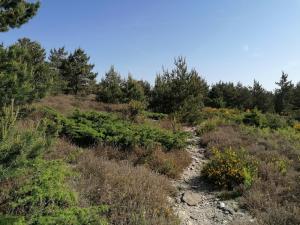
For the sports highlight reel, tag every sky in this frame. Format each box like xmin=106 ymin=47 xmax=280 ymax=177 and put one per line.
xmin=1 ymin=0 xmax=300 ymax=90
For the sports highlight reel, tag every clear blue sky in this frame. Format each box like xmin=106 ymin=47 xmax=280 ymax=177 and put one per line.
xmin=1 ymin=0 xmax=300 ymax=90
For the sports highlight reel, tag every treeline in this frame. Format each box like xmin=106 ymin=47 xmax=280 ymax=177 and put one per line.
xmin=1 ymin=38 xmax=300 ymax=121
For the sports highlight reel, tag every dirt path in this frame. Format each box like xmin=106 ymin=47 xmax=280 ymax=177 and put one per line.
xmin=170 ymin=127 xmax=255 ymax=225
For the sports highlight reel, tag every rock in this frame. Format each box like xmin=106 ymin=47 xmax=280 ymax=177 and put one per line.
xmin=182 ymin=191 xmax=202 ymax=206
xmin=218 ymin=202 xmax=226 ymax=209
xmin=217 ymin=202 xmax=234 ymax=215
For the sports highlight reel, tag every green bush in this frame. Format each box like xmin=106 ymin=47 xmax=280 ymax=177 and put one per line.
xmin=142 ymin=111 xmax=168 ymax=120
xmin=262 ymin=113 xmax=288 ymax=129
xmin=0 ymin=108 xmax=108 ymax=225
xmin=242 ymin=109 xmax=266 ymax=127
xmin=196 ymin=117 xmax=227 ymax=136
xmin=58 ymin=110 xmax=187 ymax=150
xmin=202 ymin=148 xmax=257 ymax=189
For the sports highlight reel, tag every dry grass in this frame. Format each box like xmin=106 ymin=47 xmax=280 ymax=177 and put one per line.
xmin=71 ymin=150 xmax=179 ymax=225
xmin=35 ymin=95 xmax=128 ymax=115
xmin=48 ymin=140 xmax=181 ymax=224
xmin=94 ymin=145 xmax=191 ymax=179
xmin=200 ymin=125 xmax=300 ymax=225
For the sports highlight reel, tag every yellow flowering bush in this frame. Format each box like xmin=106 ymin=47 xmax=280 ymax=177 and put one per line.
xmin=202 ymin=148 xmax=257 ymax=189
xmin=294 ymin=122 xmax=300 ymax=131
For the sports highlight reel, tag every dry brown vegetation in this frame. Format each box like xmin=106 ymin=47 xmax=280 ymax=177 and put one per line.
xmin=35 ymin=95 xmax=129 ymax=115
xmin=49 ymin=140 xmax=179 ymax=225
xmin=93 ymin=145 xmax=191 ymax=179
xmin=200 ymin=125 xmax=300 ymax=225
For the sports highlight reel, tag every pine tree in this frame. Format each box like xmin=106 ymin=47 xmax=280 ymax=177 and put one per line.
xmin=293 ymin=82 xmax=300 ymax=110
xmin=151 ymin=57 xmax=208 ymax=114
xmin=96 ymin=66 xmax=124 ymax=103
xmin=49 ymin=47 xmax=69 ymax=93
xmin=123 ymin=75 xmax=145 ymax=103
xmin=251 ymin=80 xmax=274 ymax=112
xmin=0 ymin=0 xmax=40 ymax=32
xmin=274 ymin=72 xmax=294 ymax=114
xmin=62 ymin=48 xmax=97 ymax=95
xmin=0 ymin=38 xmax=53 ymax=106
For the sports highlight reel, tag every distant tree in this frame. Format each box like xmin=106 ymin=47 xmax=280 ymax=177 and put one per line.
xmin=274 ymin=72 xmax=294 ymax=114
xmin=0 ymin=0 xmax=40 ymax=32
xmin=250 ymin=80 xmax=274 ymax=112
xmin=151 ymin=57 xmax=208 ymax=114
xmin=49 ymin=47 xmax=68 ymax=71
xmin=137 ymin=80 xmax=151 ymax=100
xmin=292 ymin=82 xmax=300 ymax=110
xmin=235 ymin=82 xmax=252 ymax=110
xmin=207 ymin=82 xmax=237 ymax=108
xmin=61 ymin=48 xmax=97 ymax=95
xmin=0 ymin=38 xmax=53 ymax=106
xmin=96 ymin=66 xmax=124 ymax=103
xmin=48 ymin=47 xmax=68 ymax=93
xmin=123 ymin=75 xmax=145 ymax=103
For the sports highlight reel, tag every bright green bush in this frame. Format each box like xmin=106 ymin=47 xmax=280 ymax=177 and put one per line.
xmin=202 ymin=148 xmax=257 ymax=189
xmin=59 ymin=110 xmax=187 ymax=150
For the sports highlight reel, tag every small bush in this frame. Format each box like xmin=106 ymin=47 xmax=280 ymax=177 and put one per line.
xmin=202 ymin=148 xmax=257 ymax=189
xmin=73 ymin=151 xmax=179 ymax=225
xmin=242 ymin=109 xmax=266 ymax=127
xmin=262 ymin=113 xmax=288 ymax=129
xmin=126 ymin=100 xmax=146 ymax=121
xmin=196 ymin=117 xmax=227 ymax=136
xmin=294 ymin=122 xmax=300 ymax=131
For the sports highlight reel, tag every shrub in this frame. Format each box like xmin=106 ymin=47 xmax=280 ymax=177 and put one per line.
xmin=73 ymin=150 xmax=179 ymax=225
xmin=262 ymin=113 xmax=288 ymax=129
xmin=126 ymin=100 xmax=146 ymax=121
xmin=242 ymin=109 xmax=266 ymax=127
xmin=142 ymin=111 xmax=168 ymax=121
xmin=196 ymin=117 xmax=227 ymax=136
xmin=0 ymin=108 xmax=108 ymax=225
xmin=202 ymin=148 xmax=257 ymax=189
xmin=294 ymin=122 xmax=300 ymax=131
xmin=58 ymin=110 xmax=187 ymax=150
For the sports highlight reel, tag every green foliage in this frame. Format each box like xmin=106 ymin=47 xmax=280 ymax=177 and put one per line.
xmin=61 ymin=48 xmax=97 ymax=95
xmin=48 ymin=47 xmax=69 ymax=94
xmin=262 ymin=113 xmax=288 ymax=129
xmin=57 ymin=110 xmax=187 ymax=150
xmin=127 ymin=100 xmax=146 ymax=121
xmin=9 ymin=159 xmax=76 ymax=214
xmin=0 ymin=0 xmax=40 ymax=32
xmin=96 ymin=68 xmax=146 ymax=104
xmin=0 ymin=127 xmax=49 ymax=174
xmin=207 ymin=82 xmax=252 ymax=110
xmin=150 ymin=57 xmax=208 ymax=115
xmin=251 ymin=80 xmax=274 ymax=112
xmin=0 ymin=102 xmax=19 ymax=140
xmin=196 ymin=118 xmax=227 ymax=136
xmin=274 ymin=72 xmax=294 ymax=114
xmin=142 ymin=111 xmax=168 ymax=120
xmin=0 ymin=38 xmax=54 ymax=106
xmin=96 ymin=66 xmax=124 ymax=103
xmin=0 ymin=107 xmax=108 ymax=225
xmin=202 ymin=148 xmax=257 ymax=189
xmin=242 ymin=109 xmax=266 ymax=127
xmin=123 ymin=75 xmax=145 ymax=103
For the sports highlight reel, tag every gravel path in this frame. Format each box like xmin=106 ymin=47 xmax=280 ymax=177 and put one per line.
xmin=170 ymin=127 xmax=255 ymax=225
